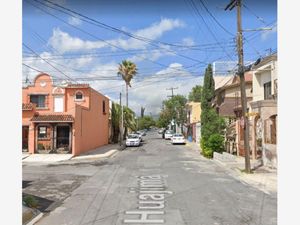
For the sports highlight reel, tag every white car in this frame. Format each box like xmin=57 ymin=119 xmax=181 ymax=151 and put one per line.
xmin=164 ymin=130 xmax=174 ymax=140
xmin=132 ymin=132 xmax=143 ymax=142
xmin=126 ymin=134 xmax=141 ymax=147
xmin=171 ymin=133 xmax=186 ymax=145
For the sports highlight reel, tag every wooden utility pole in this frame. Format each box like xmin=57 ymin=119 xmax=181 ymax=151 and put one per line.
xmin=166 ymin=87 xmax=178 ymax=98
xmin=225 ymin=0 xmax=251 ymax=173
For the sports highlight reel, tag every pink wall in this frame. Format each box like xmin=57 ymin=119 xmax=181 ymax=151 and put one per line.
xmin=22 ymin=73 xmax=109 ymax=155
xmin=73 ymin=89 xmax=109 ymax=156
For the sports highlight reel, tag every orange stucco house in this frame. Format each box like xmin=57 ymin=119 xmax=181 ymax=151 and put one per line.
xmin=22 ymin=73 xmax=109 ymax=156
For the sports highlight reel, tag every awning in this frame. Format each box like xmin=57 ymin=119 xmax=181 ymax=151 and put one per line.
xmin=30 ymin=114 xmax=74 ymax=123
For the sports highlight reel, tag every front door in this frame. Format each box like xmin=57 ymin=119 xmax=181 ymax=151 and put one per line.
xmin=22 ymin=126 xmax=29 ymax=152
xmin=56 ymin=126 xmax=70 ymax=152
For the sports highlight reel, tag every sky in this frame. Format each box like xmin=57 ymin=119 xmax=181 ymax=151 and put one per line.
xmin=22 ymin=0 xmax=277 ymax=116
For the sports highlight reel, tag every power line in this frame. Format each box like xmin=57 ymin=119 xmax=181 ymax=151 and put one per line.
xmin=31 ymin=0 xmax=214 ymax=64
xmin=22 ymin=43 xmax=77 ymax=83
xmin=25 ymin=0 xmax=213 ymax=74
xmin=188 ymin=0 xmax=235 ymax=61
xmin=198 ymin=0 xmax=235 ymax=36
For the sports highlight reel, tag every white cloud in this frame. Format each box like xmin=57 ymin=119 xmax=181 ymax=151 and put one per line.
xmin=182 ymin=37 xmax=195 ymax=46
xmin=48 ymin=28 xmax=108 ymax=54
xmin=48 ymin=18 xmax=185 ymax=53
xmin=68 ymin=16 xmax=82 ymax=26
xmin=125 ymin=63 xmax=203 ymax=115
xmin=261 ymin=24 xmax=277 ymax=41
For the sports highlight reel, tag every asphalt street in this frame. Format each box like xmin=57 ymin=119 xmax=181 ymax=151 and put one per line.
xmin=23 ymin=131 xmax=277 ymax=225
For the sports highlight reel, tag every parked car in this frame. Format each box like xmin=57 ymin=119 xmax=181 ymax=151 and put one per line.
xmin=164 ymin=130 xmax=174 ymax=140
xmin=126 ymin=134 xmax=141 ymax=147
xmin=171 ymin=133 xmax=186 ymax=145
xmin=138 ymin=130 xmax=146 ymax=136
xmin=132 ymin=131 xmax=143 ymax=141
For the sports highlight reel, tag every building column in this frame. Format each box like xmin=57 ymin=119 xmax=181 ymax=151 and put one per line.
xmin=250 ymin=118 xmax=256 ymax=160
xmin=28 ymin=123 xmax=35 ymax=154
xmin=236 ymin=121 xmax=240 ymax=156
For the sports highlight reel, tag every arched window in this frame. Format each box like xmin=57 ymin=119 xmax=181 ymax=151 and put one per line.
xmin=75 ymin=91 xmax=84 ymax=101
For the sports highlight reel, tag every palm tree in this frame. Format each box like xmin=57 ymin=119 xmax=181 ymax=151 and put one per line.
xmin=117 ymin=60 xmax=138 ymax=107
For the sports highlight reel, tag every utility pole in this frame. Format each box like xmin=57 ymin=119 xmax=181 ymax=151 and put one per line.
xmin=166 ymin=87 xmax=178 ymax=98
xmin=119 ymin=92 xmax=124 ymax=147
xmin=225 ymin=0 xmax=251 ymax=173
xmin=166 ymin=87 xmax=178 ymax=133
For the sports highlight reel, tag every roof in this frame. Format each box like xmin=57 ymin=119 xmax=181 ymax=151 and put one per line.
xmin=66 ymin=84 xmax=90 ymax=88
xmin=22 ymin=103 xmax=35 ymax=111
xmin=215 ymin=98 xmax=237 ymax=117
xmin=30 ymin=114 xmax=74 ymax=122
xmin=252 ymin=53 xmax=277 ymax=70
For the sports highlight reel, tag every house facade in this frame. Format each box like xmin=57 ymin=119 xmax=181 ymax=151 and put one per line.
xmin=186 ymin=101 xmax=201 ymax=143
xmin=249 ymin=53 xmax=277 ymax=168
xmin=22 ymin=73 xmax=109 ymax=156
xmin=213 ymin=72 xmax=253 ymax=157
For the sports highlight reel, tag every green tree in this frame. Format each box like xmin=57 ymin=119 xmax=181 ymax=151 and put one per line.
xmin=159 ymin=95 xmax=187 ymax=132
xmin=110 ymin=102 xmax=137 ymax=143
xmin=138 ymin=116 xmax=156 ymax=130
xmin=111 ymin=102 xmax=121 ymax=143
xmin=200 ymin=64 xmax=225 ymax=158
xmin=117 ymin=60 xmax=138 ymax=107
xmin=156 ymin=111 xmax=170 ymax=128
xmin=188 ymin=85 xmax=202 ymax=102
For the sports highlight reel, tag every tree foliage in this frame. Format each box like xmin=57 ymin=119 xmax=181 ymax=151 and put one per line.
xmin=157 ymin=95 xmax=187 ymax=131
xmin=117 ymin=60 xmax=138 ymax=87
xmin=200 ymin=64 xmax=225 ymax=158
xmin=188 ymin=85 xmax=202 ymax=102
xmin=110 ymin=102 xmax=137 ymax=143
xmin=138 ymin=116 xmax=156 ymax=130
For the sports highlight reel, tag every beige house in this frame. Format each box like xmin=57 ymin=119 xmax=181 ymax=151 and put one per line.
xmin=249 ymin=53 xmax=277 ymax=168
xmin=213 ymin=73 xmax=253 ymax=156
xmin=186 ymin=102 xmax=201 ymax=143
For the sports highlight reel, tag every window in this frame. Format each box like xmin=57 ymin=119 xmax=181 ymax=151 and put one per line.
xmin=102 ymin=100 xmax=106 ymax=114
xmin=30 ymin=95 xmax=46 ymax=108
xmin=264 ymin=81 xmax=272 ymax=100
xmin=75 ymin=91 xmax=83 ymax=101
xmin=38 ymin=126 xmax=48 ymax=139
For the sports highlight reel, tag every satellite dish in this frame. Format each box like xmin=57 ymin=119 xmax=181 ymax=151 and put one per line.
xmin=254 ymin=58 xmax=261 ymax=66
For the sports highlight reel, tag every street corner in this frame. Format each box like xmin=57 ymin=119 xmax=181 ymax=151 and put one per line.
xmin=71 ymin=149 xmax=119 ymax=161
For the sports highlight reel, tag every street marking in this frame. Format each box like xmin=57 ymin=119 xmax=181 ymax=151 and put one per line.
xmin=124 ymin=175 xmax=173 ymax=224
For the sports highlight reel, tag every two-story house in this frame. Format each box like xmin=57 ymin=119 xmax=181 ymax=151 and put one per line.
xmin=249 ymin=53 xmax=277 ymax=168
xmin=213 ymin=72 xmax=253 ymax=157
xmin=185 ymin=101 xmax=201 ymax=144
xmin=22 ymin=73 xmax=109 ymax=156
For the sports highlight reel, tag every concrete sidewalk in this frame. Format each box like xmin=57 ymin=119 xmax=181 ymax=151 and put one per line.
xmin=71 ymin=143 xmax=121 ymax=161
xmin=22 ymin=144 xmax=121 ymax=164
xmin=22 ymin=154 xmax=73 ymax=163
xmin=185 ymin=141 xmax=277 ymax=195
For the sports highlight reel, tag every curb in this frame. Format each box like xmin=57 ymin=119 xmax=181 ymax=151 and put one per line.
xmin=71 ymin=149 xmax=118 ymax=161
xmin=26 ymin=212 xmax=44 ymax=225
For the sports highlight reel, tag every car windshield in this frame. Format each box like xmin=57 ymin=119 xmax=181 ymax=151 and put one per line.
xmin=173 ymin=134 xmax=183 ymax=137
xmin=166 ymin=130 xmax=174 ymax=134
xmin=128 ymin=134 xmax=138 ymax=139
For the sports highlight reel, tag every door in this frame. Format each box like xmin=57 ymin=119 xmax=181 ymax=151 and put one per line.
xmin=54 ymin=96 xmax=64 ymax=112
xmin=56 ymin=126 xmax=70 ymax=150
xmin=22 ymin=126 xmax=29 ymax=151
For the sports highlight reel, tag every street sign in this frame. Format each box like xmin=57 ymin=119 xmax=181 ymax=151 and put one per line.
xmin=246 ymin=112 xmax=260 ymax=117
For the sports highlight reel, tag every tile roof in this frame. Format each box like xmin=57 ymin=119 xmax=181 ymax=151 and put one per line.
xmin=31 ymin=114 xmax=74 ymax=122
xmin=66 ymin=84 xmax=89 ymax=88
xmin=22 ymin=103 xmax=34 ymax=110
